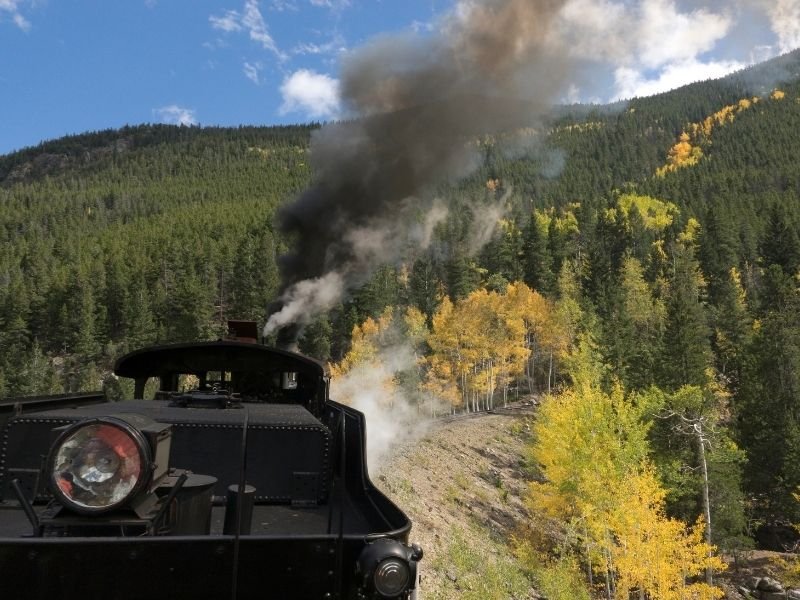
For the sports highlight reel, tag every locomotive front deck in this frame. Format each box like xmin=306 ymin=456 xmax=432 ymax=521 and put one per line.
xmin=0 ymin=339 xmax=421 ymax=600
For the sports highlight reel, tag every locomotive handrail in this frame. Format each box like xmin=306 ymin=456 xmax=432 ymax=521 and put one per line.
xmin=0 ymin=391 xmax=106 ymax=410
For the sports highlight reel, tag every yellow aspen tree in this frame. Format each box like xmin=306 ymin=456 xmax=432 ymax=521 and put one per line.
xmin=403 ymin=306 xmax=428 ymax=347
xmin=490 ymin=287 xmax=529 ymax=406
xmin=504 ymin=282 xmax=553 ymax=396
xmin=329 ymin=316 xmax=380 ymax=379
xmin=424 ymin=296 xmax=468 ymax=412
xmin=528 ymin=381 xmax=725 ymax=598
xmin=610 ymin=469 xmax=725 ymax=600
xmin=329 ymin=307 xmax=399 ymax=407
xmin=617 ymin=194 xmax=678 ymax=232
xmin=455 ymin=289 xmax=493 ymax=411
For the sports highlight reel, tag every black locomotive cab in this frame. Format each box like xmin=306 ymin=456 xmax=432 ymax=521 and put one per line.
xmin=0 ymin=339 xmax=421 ymax=600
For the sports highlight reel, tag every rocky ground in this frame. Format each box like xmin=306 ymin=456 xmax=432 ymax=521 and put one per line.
xmin=373 ymin=403 xmax=800 ymax=600
xmin=374 ymin=405 xmax=540 ymax=599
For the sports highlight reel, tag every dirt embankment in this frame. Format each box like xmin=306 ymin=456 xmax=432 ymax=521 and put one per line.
xmin=374 ymin=407 xmax=540 ymax=599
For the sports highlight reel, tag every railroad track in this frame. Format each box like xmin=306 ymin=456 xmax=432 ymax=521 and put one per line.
xmin=434 ymin=398 xmax=539 ymax=425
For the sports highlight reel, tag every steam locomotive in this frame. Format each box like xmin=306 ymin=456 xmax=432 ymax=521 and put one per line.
xmin=0 ymin=322 xmax=421 ymax=599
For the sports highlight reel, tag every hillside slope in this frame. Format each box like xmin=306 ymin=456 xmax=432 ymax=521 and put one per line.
xmin=375 ymin=409 xmax=539 ymax=599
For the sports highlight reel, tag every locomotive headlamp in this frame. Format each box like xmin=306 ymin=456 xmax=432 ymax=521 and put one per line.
xmin=373 ymin=557 xmax=410 ymax=597
xmin=48 ymin=415 xmax=171 ymax=515
xmin=357 ymin=538 xmax=422 ymax=598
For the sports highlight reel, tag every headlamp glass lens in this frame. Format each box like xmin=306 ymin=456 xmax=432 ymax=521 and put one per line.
xmin=52 ymin=422 xmax=143 ymax=510
xmin=374 ymin=557 xmax=410 ymax=597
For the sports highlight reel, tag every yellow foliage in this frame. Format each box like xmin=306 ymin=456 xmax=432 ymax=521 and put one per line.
xmin=611 ymin=474 xmax=726 ymax=600
xmin=329 ymin=307 xmax=394 ymax=379
xmin=486 ymin=178 xmax=501 ymax=191
xmin=552 ymin=210 xmax=580 ymax=235
xmin=772 ymin=89 xmax=786 ymax=100
xmin=529 ymin=384 xmax=651 ymax=522
xmin=617 ymin=194 xmax=678 ymax=231
xmin=531 ymin=208 xmax=553 ymax=233
xmin=555 ymin=121 xmax=605 ymax=134
xmin=423 ymin=282 xmax=559 ymax=410
xmin=651 ymin=239 xmax=668 ymax=262
xmin=657 ymin=95 xmax=759 ymax=176
xmin=656 ymin=139 xmax=703 ymax=176
xmin=403 ymin=306 xmax=428 ymax=346
xmin=247 ymin=146 xmax=271 ymax=159
xmin=529 ymin=385 xmax=726 ymax=599
xmin=678 ymin=217 xmax=701 ymax=244
xmin=621 ymin=257 xmax=666 ymax=334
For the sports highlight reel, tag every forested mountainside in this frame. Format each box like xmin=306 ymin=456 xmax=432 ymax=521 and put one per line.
xmin=3 ymin=49 xmax=800 ymax=587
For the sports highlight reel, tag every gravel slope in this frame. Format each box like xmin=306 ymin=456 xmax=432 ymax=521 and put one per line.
xmin=373 ymin=407 xmax=540 ymax=599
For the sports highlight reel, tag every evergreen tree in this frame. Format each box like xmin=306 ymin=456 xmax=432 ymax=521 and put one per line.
xmin=298 ymin=315 xmax=332 ymax=362
xmin=522 ymin=211 xmax=555 ymax=295
xmin=736 ymin=269 xmax=800 ymax=519
xmin=408 ymin=256 xmax=443 ymax=322
xmin=605 ymin=257 xmax=665 ymax=391
xmin=659 ymin=242 xmax=712 ymax=391
xmin=760 ymin=202 xmax=800 ymax=276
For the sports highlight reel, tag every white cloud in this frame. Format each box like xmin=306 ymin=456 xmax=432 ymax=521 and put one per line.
xmin=209 ymin=0 xmax=287 ymax=61
xmin=243 ymin=61 xmax=262 ymax=84
xmin=761 ymin=0 xmax=800 ymax=53
xmin=271 ymin=0 xmax=298 ymax=10
xmin=410 ymin=20 xmax=436 ymax=34
xmin=309 ymin=0 xmax=351 ymax=9
xmin=0 ymin=0 xmax=31 ymax=31
xmin=279 ymin=69 xmax=341 ymax=119
xmin=558 ymin=0 xmax=733 ymax=68
xmin=292 ymin=32 xmax=346 ymax=56
xmin=637 ymin=0 xmax=733 ymax=69
xmin=554 ymin=0 xmax=632 ymax=62
xmin=153 ymin=105 xmax=198 ymax=126
xmin=242 ymin=0 xmax=281 ymax=54
xmin=209 ymin=11 xmax=242 ymax=33
xmin=614 ymin=58 xmax=746 ymax=99
xmin=554 ymin=0 xmax=749 ymax=101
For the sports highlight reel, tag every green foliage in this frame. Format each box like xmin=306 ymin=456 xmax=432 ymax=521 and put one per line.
xmin=0 ymin=124 xmax=311 ymax=394
xmin=430 ymin=527 xmax=533 ymax=600
xmin=515 ymin=545 xmax=591 ymax=600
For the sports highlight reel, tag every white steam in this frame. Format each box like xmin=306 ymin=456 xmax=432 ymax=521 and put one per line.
xmin=330 ymin=342 xmax=437 ymax=471
xmin=264 ymin=271 xmax=344 ymax=335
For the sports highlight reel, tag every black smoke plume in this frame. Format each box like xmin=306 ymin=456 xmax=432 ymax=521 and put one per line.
xmin=265 ymin=0 xmax=573 ymax=336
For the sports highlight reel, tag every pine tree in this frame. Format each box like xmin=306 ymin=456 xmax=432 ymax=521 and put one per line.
xmin=736 ymin=274 xmax=800 ymax=519
xmin=760 ymin=202 xmax=800 ymax=275
xmin=659 ymin=242 xmax=712 ymax=391
xmin=406 ymin=255 xmax=436 ymax=310
xmin=522 ymin=211 xmax=555 ymax=295
xmin=298 ymin=315 xmax=332 ymax=362
xmin=605 ymin=256 xmax=665 ymax=390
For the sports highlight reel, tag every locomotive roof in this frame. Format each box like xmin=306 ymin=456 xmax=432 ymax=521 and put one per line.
xmin=114 ymin=340 xmax=328 ymax=379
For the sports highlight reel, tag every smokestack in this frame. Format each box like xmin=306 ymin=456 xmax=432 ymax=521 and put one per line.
xmin=265 ymin=0 xmax=576 ymax=337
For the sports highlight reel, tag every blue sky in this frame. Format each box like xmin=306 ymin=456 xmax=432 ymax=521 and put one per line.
xmin=1 ymin=0 xmax=798 ymax=156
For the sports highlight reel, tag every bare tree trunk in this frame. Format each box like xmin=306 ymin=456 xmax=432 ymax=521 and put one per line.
xmin=584 ymin=528 xmax=593 ymax=589
xmin=697 ymin=426 xmax=713 ymax=586
xmin=604 ymin=546 xmax=613 ymax=600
